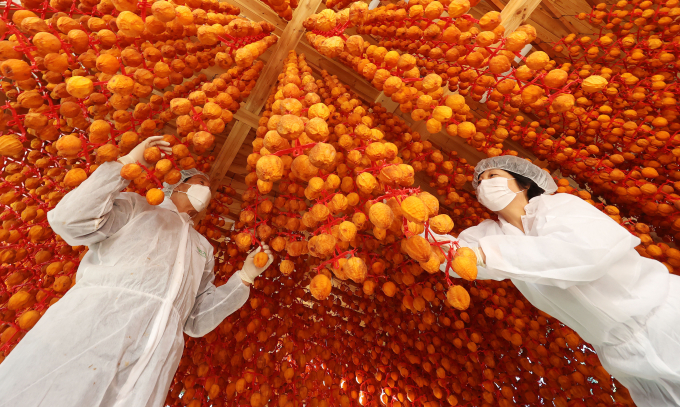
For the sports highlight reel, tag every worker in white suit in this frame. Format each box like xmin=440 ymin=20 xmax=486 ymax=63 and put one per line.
xmin=0 ymin=136 xmax=273 ymax=407
xmin=428 ymin=155 xmax=680 ymax=407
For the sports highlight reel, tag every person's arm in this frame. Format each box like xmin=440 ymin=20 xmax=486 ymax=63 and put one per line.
xmin=184 ymin=246 xmax=250 ymax=338
xmin=184 ymin=244 xmax=274 ymax=337
xmin=47 ymin=161 xmax=146 ymax=246
xmin=477 ymin=196 xmax=639 ymax=288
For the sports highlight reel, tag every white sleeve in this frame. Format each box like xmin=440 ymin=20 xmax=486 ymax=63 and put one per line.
xmin=478 ymin=197 xmax=639 ymax=288
xmin=457 ymin=219 xmax=501 ymax=245
xmin=47 ymin=161 xmax=147 ymax=246
xmin=183 ymin=246 xmax=250 ymax=338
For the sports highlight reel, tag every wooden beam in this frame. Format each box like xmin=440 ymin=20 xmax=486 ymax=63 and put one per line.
xmin=227 ymin=0 xmax=380 ymax=102
xmin=500 ymin=0 xmax=544 ymax=34
xmin=210 ymin=121 xmax=252 ymax=189
xmin=522 ymin=5 xmax=572 ymax=44
xmin=374 ymin=91 xmax=400 ymax=112
xmin=243 ymin=0 xmax=324 ymax=115
xmin=540 ymin=0 xmax=580 ymax=34
xmin=231 ymin=0 xmax=286 ymax=36
xmin=210 ymin=0 xmax=323 ymax=188
xmin=472 ymin=0 xmax=568 ymax=58
xmin=233 ymin=104 xmax=260 ymax=128
xmin=487 ymin=0 xmax=506 ymax=12
xmin=541 ymin=0 xmax=594 ymax=34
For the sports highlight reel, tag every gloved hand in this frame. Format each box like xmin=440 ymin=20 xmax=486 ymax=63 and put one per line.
xmin=426 ymin=229 xmax=455 ymax=252
xmin=118 ymin=135 xmax=172 ymax=167
xmin=239 ymin=245 xmax=273 ymax=284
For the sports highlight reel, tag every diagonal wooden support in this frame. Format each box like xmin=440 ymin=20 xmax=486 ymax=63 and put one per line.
xmin=228 ymin=0 xmax=379 ymax=102
xmin=233 ymin=104 xmax=260 ymax=128
xmin=241 ymin=0 xmax=324 ymax=116
xmin=210 ymin=121 xmax=251 ymax=192
xmin=209 ymin=0 xmax=323 ymax=189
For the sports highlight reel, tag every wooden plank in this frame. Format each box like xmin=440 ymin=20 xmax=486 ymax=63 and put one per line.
xmin=374 ymin=91 xmax=400 ymax=112
xmin=233 ymin=104 xmax=260 ymax=128
xmin=543 ymin=0 xmax=595 ymax=34
xmin=487 ymin=0 xmax=506 ymax=12
xmin=540 ymin=0 xmax=580 ymax=34
xmin=210 ymin=0 xmax=323 ymax=188
xmin=500 ymin=0 xmax=544 ymax=34
xmin=229 ymin=0 xmax=379 ymax=103
xmin=231 ymin=0 xmax=287 ymax=36
xmin=581 ymin=0 xmax=598 ymax=9
xmin=243 ymin=0 xmax=324 ymax=115
xmin=523 ymin=7 xmax=571 ymax=46
xmin=209 ymin=121 xmax=252 ymax=189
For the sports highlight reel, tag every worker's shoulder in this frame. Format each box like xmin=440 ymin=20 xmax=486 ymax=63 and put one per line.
xmin=527 ymin=193 xmax=606 ymax=217
xmin=459 ymin=218 xmax=503 ymax=238
xmin=533 ymin=193 xmax=600 ymax=214
xmin=536 ymin=192 xmax=584 ymax=205
xmin=475 ymin=218 xmax=501 ymax=228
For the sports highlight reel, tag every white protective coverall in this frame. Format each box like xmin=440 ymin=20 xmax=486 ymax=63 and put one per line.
xmin=0 ymin=161 xmax=250 ymax=407
xmin=433 ymin=192 xmax=680 ymax=407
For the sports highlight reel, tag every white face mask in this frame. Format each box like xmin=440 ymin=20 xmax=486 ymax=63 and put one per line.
xmin=176 ymin=184 xmax=211 ymax=213
xmin=476 ymin=177 xmax=524 ymax=212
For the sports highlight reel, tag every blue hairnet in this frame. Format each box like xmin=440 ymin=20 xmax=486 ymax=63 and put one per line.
xmin=472 ymin=155 xmax=558 ymax=194
xmin=162 ymin=168 xmax=210 ymax=197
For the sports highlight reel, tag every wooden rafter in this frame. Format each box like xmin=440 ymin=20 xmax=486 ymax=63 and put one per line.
xmin=209 ymin=0 xmax=324 ymax=189
xmin=233 ymin=104 xmax=260 ymax=129
xmin=227 ymin=0 xmax=380 ymax=102
xmin=487 ymin=0 xmax=506 ymax=11
xmin=499 ymin=0 xmax=544 ymax=34
xmin=244 ymin=0 xmax=324 ymax=116
xmin=541 ymin=0 xmax=594 ymax=35
xmin=541 ymin=0 xmax=580 ymax=34
xmin=209 ymin=0 xmax=582 ymax=187
xmin=210 ymin=121 xmax=252 ymax=191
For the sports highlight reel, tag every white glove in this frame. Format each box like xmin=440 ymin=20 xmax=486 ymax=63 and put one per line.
xmin=426 ymin=229 xmax=454 ymax=252
xmin=118 ymin=135 xmax=172 ymax=167
xmin=238 ymin=245 xmax=273 ymax=284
